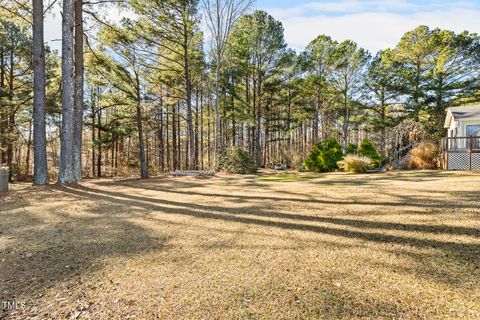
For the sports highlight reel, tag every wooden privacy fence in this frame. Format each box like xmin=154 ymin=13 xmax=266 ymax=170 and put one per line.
xmin=441 ymin=136 xmax=480 ymax=170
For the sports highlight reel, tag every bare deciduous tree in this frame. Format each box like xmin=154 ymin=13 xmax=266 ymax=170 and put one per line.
xmin=202 ymin=0 xmax=252 ymax=165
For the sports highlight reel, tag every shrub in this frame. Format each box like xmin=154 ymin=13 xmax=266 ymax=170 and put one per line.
xmin=407 ymin=142 xmax=440 ymax=169
xmin=296 ymin=161 xmax=308 ymax=172
xmin=358 ymin=139 xmax=380 ymax=166
xmin=217 ymin=147 xmax=257 ymax=174
xmin=337 ymin=155 xmax=373 ymax=173
xmin=291 ymin=152 xmax=305 ymax=171
xmin=345 ymin=143 xmax=358 ymax=155
xmin=304 ymin=138 xmax=343 ymax=172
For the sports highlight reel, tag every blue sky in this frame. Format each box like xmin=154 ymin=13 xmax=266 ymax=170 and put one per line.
xmin=44 ymin=0 xmax=480 ymax=54
xmin=257 ymin=0 xmax=480 ymax=10
xmin=254 ymin=0 xmax=480 ymax=52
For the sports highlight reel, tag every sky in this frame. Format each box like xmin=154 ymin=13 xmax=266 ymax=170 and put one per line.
xmin=44 ymin=0 xmax=480 ymax=54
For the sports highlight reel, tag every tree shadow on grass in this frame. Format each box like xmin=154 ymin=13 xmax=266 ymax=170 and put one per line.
xmin=72 ymin=182 xmax=480 ymax=237
xmin=112 ymin=176 xmax=480 ymax=211
xmin=2 ymin=176 xmax=479 ymax=318
xmin=0 ymin=186 xmax=167 ymax=319
xmin=57 ymin=184 xmax=480 ymax=287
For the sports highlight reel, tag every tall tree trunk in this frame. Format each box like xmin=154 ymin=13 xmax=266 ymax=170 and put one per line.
xmin=381 ymin=93 xmax=387 ymax=155
xmin=177 ymin=107 xmax=181 ymax=169
xmin=25 ymin=119 xmax=32 ymax=176
xmin=321 ymin=107 xmax=328 ymax=141
xmin=0 ymin=47 xmax=5 ymax=166
xmin=136 ymin=74 xmax=148 ymax=178
xmin=166 ymin=104 xmax=170 ymax=171
xmin=172 ymin=102 xmax=177 ymax=170
xmin=32 ymin=0 xmax=49 ymax=184
xmin=194 ymin=86 xmax=199 ymax=169
xmin=159 ymin=106 xmax=165 ymax=172
xmin=222 ymin=89 xmax=228 ymax=151
xmin=251 ymin=77 xmax=256 ymax=157
xmin=314 ymin=95 xmax=320 ymax=143
xmin=214 ymin=59 xmax=221 ymax=167
xmin=185 ymin=131 xmax=189 ymax=169
xmin=183 ymin=32 xmax=195 ymax=170
xmin=91 ymin=90 xmax=95 ymax=177
xmin=136 ymin=102 xmax=147 ymax=178
xmin=343 ymin=90 xmax=349 ymax=148
xmin=245 ymin=73 xmax=251 ymax=155
xmin=0 ymin=47 xmax=3 ymax=87
xmin=145 ymin=134 xmax=149 ymax=174
xmin=286 ymin=86 xmax=292 ymax=168
xmin=97 ymin=108 xmax=102 ymax=177
xmin=114 ymin=139 xmax=118 ymax=172
xmin=59 ymin=0 xmax=76 ymax=184
xmin=207 ymin=97 xmax=211 ymax=168
xmin=200 ymin=85 xmax=204 ymax=170
xmin=7 ymin=45 xmax=14 ymax=181
xmin=303 ymin=122 xmax=307 ymax=158
xmin=73 ymin=0 xmax=84 ymax=181
xmin=264 ymin=112 xmax=268 ymax=167
xmin=255 ymin=75 xmax=262 ymax=167
xmin=231 ymin=80 xmax=236 ymax=147
xmin=111 ymin=140 xmax=115 ymax=175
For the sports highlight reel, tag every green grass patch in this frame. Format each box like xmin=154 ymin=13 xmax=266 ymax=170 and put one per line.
xmin=259 ymin=172 xmax=320 ymax=181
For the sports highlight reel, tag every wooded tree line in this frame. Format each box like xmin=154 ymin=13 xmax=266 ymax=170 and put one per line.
xmin=1 ymin=0 xmax=479 ymax=183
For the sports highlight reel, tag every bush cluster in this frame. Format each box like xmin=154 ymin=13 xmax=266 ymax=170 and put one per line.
xmin=337 ymin=155 xmax=372 ymax=173
xmin=358 ymin=139 xmax=381 ymax=166
xmin=304 ymin=138 xmax=343 ymax=172
xmin=301 ymin=138 xmax=384 ymax=173
xmin=345 ymin=143 xmax=358 ymax=155
xmin=217 ymin=147 xmax=257 ymax=174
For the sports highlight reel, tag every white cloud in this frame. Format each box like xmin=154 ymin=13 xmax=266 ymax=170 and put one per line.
xmin=266 ymin=4 xmax=480 ymax=54
xmin=267 ymin=0 xmax=476 ymax=18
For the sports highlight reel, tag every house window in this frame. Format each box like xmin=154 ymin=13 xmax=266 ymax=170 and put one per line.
xmin=466 ymin=125 xmax=480 ymax=137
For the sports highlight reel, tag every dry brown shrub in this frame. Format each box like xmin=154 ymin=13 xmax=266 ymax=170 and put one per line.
xmin=407 ymin=142 xmax=440 ymax=169
xmin=337 ymin=155 xmax=372 ymax=173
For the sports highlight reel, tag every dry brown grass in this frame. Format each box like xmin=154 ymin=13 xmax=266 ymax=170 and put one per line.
xmin=1 ymin=170 xmax=480 ymax=319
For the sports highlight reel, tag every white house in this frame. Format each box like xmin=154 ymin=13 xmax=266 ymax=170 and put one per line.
xmin=444 ymin=105 xmax=480 ymax=138
xmin=443 ymin=104 xmax=480 ymax=170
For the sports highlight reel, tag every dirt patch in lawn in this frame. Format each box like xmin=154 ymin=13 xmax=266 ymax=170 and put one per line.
xmin=1 ymin=170 xmax=480 ymax=319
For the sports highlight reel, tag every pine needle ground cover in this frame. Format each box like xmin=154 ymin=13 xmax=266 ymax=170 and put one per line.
xmin=1 ymin=171 xmax=480 ymax=319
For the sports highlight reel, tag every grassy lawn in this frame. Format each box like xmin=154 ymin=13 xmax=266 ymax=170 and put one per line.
xmin=1 ymin=170 xmax=480 ymax=319
xmin=258 ymin=172 xmax=320 ymax=181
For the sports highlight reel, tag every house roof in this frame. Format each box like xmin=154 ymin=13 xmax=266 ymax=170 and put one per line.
xmin=444 ymin=104 xmax=480 ymax=128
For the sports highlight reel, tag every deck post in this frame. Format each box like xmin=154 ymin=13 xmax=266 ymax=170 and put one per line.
xmin=445 ymin=138 xmax=449 ymax=170
xmin=469 ymin=136 xmax=473 ymax=171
